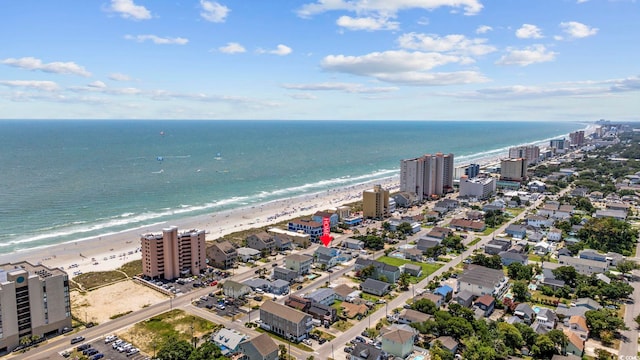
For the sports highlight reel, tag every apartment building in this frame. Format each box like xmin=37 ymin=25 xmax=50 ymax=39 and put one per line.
xmin=500 ymin=158 xmax=528 ymax=182
xmin=284 ymin=254 xmax=313 ymax=275
xmin=454 ymin=163 xmax=480 ymax=180
xmin=259 ymin=300 xmax=312 ymax=342
xmin=246 ymin=232 xmax=276 ymax=253
xmin=508 ymin=145 xmax=540 ymax=165
xmin=570 ymin=131 xmax=585 ymax=147
xmin=0 ymin=262 xmax=72 ymax=353
xmin=207 ymin=240 xmax=238 ymax=269
xmin=458 ymin=176 xmax=496 ymax=200
xmin=400 ymin=153 xmax=454 ymax=200
xmin=362 ymin=185 xmax=390 ymax=219
xmin=141 ymin=226 xmax=207 ymax=280
xmin=287 ymin=219 xmax=322 ymax=241
xmin=267 ymin=227 xmax=310 ymax=249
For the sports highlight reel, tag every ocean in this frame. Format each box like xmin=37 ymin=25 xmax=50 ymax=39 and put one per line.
xmin=0 ymin=120 xmax=584 ymax=253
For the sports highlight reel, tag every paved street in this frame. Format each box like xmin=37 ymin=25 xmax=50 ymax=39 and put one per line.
xmin=618 ymin=240 xmax=640 ymax=357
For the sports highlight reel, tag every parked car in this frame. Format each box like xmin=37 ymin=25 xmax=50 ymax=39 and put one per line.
xmin=90 ymin=354 xmax=104 ymax=360
xmin=70 ymin=336 xmax=85 ymax=344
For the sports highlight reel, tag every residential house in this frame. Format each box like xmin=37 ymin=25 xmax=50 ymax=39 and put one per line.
xmin=426 ymin=226 xmax=454 ymax=240
xmin=312 ymin=211 xmax=340 ymax=227
xmin=285 ymin=254 xmax=313 ymax=275
xmin=388 ymin=218 xmax=421 ymax=233
xmin=343 ymin=238 xmax=364 ymax=250
xmin=349 ymin=343 xmax=383 ymax=360
xmin=208 ymin=240 xmax=238 ymax=269
xmin=284 ymin=295 xmax=311 ymax=313
xmin=555 ymin=205 xmax=574 ymax=219
xmin=538 ymin=203 xmax=560 ymax=217
xmin=574 ymin=298 xmax=601 ymax=311
xmin=308 ymin=302 xmax=337 ymax=324
xmin=474 ymin=294 xmax=496 ymax=317
xmin=555 ymin=304 xmax=588 ymax=319
xmin=403 ymin=247 xmax=424 ymax=262
xmin=361 ymin=278 xmax=391 ymax=296
xmin=314 ymin=247 xmax=349 ymax=268
xmin=268 ymin=227 xmax=310 ymax=249
xmin=237 ymin=333 xmax=279 ymax=360
xmin=434 ymin=285 xmax=454 ymax=302
xmin=273 ymin=267 xmax=297 ymax=283
xmin=547 ymin=228 xmax=563 ymax=242
xmin=500 ymin=250 xmax=528 ymax=266
xmin=416 ymin=238 xmax=440 ymax=253
xmin=431 ymin=336 xmax=459 ymax=354
xmin=594 ymin=209 xmax=627 ymax=220
xmin=341 ymin=302 xmax=368 ymax=319
xmin=455 ymin=290 xmax=474 ymax=308
xmin=236 ymin=247 xmax=261 ymax=262
xmin=270 ymin=279 xmax=290 ymax=295
xmin=458 ymin=264 xmax=509 ymax=298
xmin=354 ymin=258 xmax=401 ymax=283
xmin=415 ymin=293 xmax=444 ymax=308
xmin=578 ymin=250 xmax=608 ymax=264
xmin=403 ymin=263 xmax=422 ymax=277
xmin=380 ymin=326 xmax=418 ymax=358
xmin=526 ymin=215 xmax=553 ymax=229
xmin=466 ymin=210 xmax=484 ymax=220
xmin=244 ymin=278 xmax=271 ymax=292
xmin=287 ymin=219 xmax=323 ymax=241
xmin=246 ymin=232 xmax=276 ymax=253
xmin=485 ymin=239 xmax=511 ymax=255
xmin=563 ymin=329 xmax=585 ymax=357
xmin=531 ymin=320 xmax=551 ymax=335
xmin=535 ymin=308 xmax=557 ymax=330
xmin=259 ymin=300 xmax=312 ymax=342
xmin=514 ymin=303 xmax=536 ymax=324
xmin=541 ymin=269 xmax=565 ymax=291
xmin=273 ymin=234 xmax=292 ymax=251
xmin=223 ymin=280 xmax=252 ymax=299
xmin=534 ymin=241 xmax=552 ymax=255
xmin=568 ymin=315 xmax=589 ymax=340
xmin=304 ymin=287 xmax=335 ymax=306
xmin=211 ymin=328 xmax=247 ymax=356
xmin=558 ymin=255 xmax=608 ymax=275
xmin=397 ymin=308 xmax=432 ymax=324
xmin=333 ymin=284 xmax=359 ymax=302
xmin=505 ymin=224 xmax=527 ymax=239
xmin=449 ymin=218 xmax=486 ymax=232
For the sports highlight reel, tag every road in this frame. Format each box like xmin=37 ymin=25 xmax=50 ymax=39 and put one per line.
xmin=618 ymin=239 xmax=640 ymax=357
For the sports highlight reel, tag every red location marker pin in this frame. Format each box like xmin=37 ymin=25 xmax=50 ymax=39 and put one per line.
xmin=320 ymin=217 xmax=333 ymax=247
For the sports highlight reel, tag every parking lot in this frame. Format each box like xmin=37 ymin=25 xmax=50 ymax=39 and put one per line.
xmin=193 ymin=293 xmax=248 ymax=318
xmin=62 ymin=335 xmax=148 ymax=360
xmin=138 ymin=267 xmax=229 ymax=296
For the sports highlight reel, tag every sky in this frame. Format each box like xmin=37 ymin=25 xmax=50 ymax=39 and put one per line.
xmin=0 ymin=0 xmax=639 ymax=121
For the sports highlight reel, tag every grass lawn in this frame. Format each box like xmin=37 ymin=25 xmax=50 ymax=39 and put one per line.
xmin=118 ymin=260 xmax=142 ymax=277
xmin=467 ymin=237 xmax=482 ymax=247
xmin=120 ymin=309 xmax=221 ymax=355
xmin=378 ymin=256 xmax=442 ymax=283
xmin=528 ymin=254 xmax=558 ymax=263
xmin=333 ymin=320 xmax=353 ymax=332
xmin=506 ymin=208 xmax=525 ymax=216
xmin=482 ymin=227 xmax=497 ymax=236
xmin=74 ymin=271 xmax=128 ymax=290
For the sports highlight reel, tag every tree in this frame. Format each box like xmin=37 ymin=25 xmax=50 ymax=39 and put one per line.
xmin=578 ymin=217 xmax=639 ymax=255
xmin=552 ymin=266 xmax=578 ymax=287
xmin=412 ymin=298 xmax=437 ymax=315
xmin=511 ymin=281 xmax=529 ymax=302
xmin=507 ymin=263 xmax=533 ymax=281
xmin=462 ymin=336 xmax=499 ymax=360
xmin=595 ymin=348 xmax=615 ymax=360
xmin=515 ymin=322 xmax=538 ymax=347
xmin=187 ymin=342 xmax=226 ymax=360
xmin=635 ymin=313 xmax=640 ymax=329
xmin=156 ymin=335 xmax=195 ymax=360
xmin=585 ymin=309 xmax=628 ymax=338
xmin=547 ymin=329 xmax=568 ymax=355
xmin=429 ymin=340 xmax=455 ymax=360
xmin=397 ymin=222 xmax=413 ymax=235
xmin=497 ymin=322 xmax=524 ymax=353
xmin=530 ymin=334 xmax=557 ymax=359
xmin=357 ymin=264 xmax=376 ymax=280
xmin=616 ymin=259 xmax=639 ymax=275
xmin=398 ymin=272 xmax=410 ymax=291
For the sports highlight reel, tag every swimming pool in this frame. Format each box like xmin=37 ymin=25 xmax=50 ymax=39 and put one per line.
xmin=413 ymin=356 xmax=425 ymax=360
xmin=533 ymin=306 xmax=541 ymax=314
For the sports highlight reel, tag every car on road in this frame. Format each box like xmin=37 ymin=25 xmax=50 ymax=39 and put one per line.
xmin=70 ymin=336 xmax=85 ymax=344
xmin=296 ymin=285 xmax=303 ymax=290
xmin=327 ymin=269 xmax=334 ymax=273
xmin=344 ymin=347 xmax=353 ymax=353
xmin=90 ymin=354 xmax=104 ymax=360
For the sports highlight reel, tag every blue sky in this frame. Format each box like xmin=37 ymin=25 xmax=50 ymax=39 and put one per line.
xmin=1 ymin=0 xmax=638 ymax=120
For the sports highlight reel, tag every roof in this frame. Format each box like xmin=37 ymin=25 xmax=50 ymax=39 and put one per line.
xmin=355 ymin=258 xmax=400 ymax=273
xmin=563 ymin=329 xmax=585 ymax=351
xmin=351 ymin=343 xmax=382 ymax=360
xmin=289 ymin=218 xmax=322 ymax=227
xmin=433 ymin=336 xmax=458 ymax=351
xmin=333 ymin=284 xmax=357 ymax=299
xmin=456 ymin=289 xmax=474 ymax=301
xmin=314 ymin=210 xmax=335 ymax=218
xmin=211 ymin=328 xmax=246 ymax=353
xmin=458 ymin=264 xmax=506 ymax=289
xmin=285 ymin=295 xmax=310 ymax=311
xmin=261 ymin=300 xmax=309 ymax=323
xmin=575 ymin=297 xmax=601 ymax=309
xmin=248 ymin=232 xmax=273 ymax=242
xmin=434 ymin=285 xmax=453 ymax=296
xmin=305 ymin=287 xmax=335 ymax=302
xmin=223 ymin=280 xmax=250 ymax=292
xmin=569 ymin=315 xmax=588 ymax=331
xmin=475 ymin=294 xmax=495 ymax=307
xmin=213 ymin=240 xmax=237 ymax=254
xmin=380 ymin=328 xmax=415 ymax=344
xmin=417 ymin=293 xmax=443 ymax=304
xmin=515 ymin=303 xmax=535 ymax=316
xmin=243 ymin=278 xmax=270 ymax=289
xmin=286 ymin=253 xmax=313 ymax=263
xmin=236 ymin=247 xmax=261 ymax=256
xmin=271 ymin=279 xmax=290 ymax=288
xmin=404 ymin=263 xmax=422 ymax=271
xmin=341 ymin=302 xmax=368 ymax=318
xmin=241 ymin=333 xmax=278 ymax=357
xmin=506 ymin=224 xmax=527 ymax=233
xmin=449 ymin=218 xmax=485 ymax=230
xmin=499 ymin=251 xmax=528 ymax=262
xmin=399 ymin=308 xmax=432 ymax=322
xmin=362 ymin=278 xmax=391 ymax=291
xmin=536 ymin=308 xmax=557 ymax=321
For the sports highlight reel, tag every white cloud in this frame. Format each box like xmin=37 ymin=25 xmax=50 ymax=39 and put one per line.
xmin=289 ymin=93 xmax=317 ymax=100
xmin=200 ymin=1 xmax=230 ymax=23
xmin=0 ymin=80 xmax=60 ymax=91
xmin=219 ymin=42 xmax=246 ymax=54
xmin=297 ymin=0 xmax=483 ymax=18
xmin=516 ymin=24 xmax=543 ymax=39
xmin=106 ymin=0 xmax=151 ymax=20
xmin=88 ymin=81 xmax=107 ymax=88
xmin=109 ymin=73 xmax=131 ymax=81
xmin=320 ymin=50 xmax=488 ymax=85
xmin=576 ymin=0 xmax=589 ymax=3
xmin=496 ymin=45 xmax=556 ymax=66
xmin=2 ymin=57 xmax=91 ymax=77
xmin=281 ymin=82 xmax=399 ymax=93
xmin=559 ymin=21 xmax=598 ymax=39
xmin=336 ymin=15 xmax=399 ymax=31
xmin=257 ymin=44 xmax=293 ymax=56
xmin=475 ymin=25 xmax=492 ymax=34
xmin=124 ymin=35 xmax=189 ymax=45
xmin=397 ymin=33 xmax=496 ymax=56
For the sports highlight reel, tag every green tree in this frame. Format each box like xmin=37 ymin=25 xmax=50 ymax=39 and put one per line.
xmin=429 ymin=340 xmax=454 ymax=360
xmin=398 ymin=272 xmax=410 ymax=291
xmin=187 ymin=342 xmax=226 ymax=360
xmin=552 ymin=266 xmax=578 ymax=287
xmin=578 ymin=217 xmax=639 ymax=255
xmin=515 ymin=322 xmax=538 ymax=347
xmin=530 ymin=334 xmax=557 ymax=359
xmin=397 ymin=222 xmax=413 ymax=235
xmin=547 ymin=329 xmax=568 ymax=355
xmin=462 ymin=336 xmax=499 ymax=360
xmin=616 ymin=259 xmax=639 ymax=275
xmin=511 ymin=281 xmax=529 ymax=302
xmin=507 ymin=263 xmax=534 ymax=281
xmin=595 ymin=348 xmax=615 ymax=360
xmin=412 ymin=298 xmax=437 ymax=315
xmin=497 ymin=322 xmax=524 ymax=353
xmin=156 ymin=335 xmax=195 ymax=360
xmin=585 ymin=309 xmax=628 ymax=338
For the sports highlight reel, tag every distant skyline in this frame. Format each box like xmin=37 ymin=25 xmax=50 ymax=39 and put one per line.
xmin=1 ymin=0 xmax=638 ymax=121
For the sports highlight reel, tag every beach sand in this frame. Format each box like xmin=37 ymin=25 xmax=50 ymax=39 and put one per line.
xmin=0 ymin=177 xmax=400 ymax=278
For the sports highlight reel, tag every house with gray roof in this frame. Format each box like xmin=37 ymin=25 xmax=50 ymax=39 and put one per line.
xmin=238 ymin=333 xmax=278 ymax=360
xmin=350 ymin=343 xmax=383 ymax=360
xmin=314 ymin=246 xmax=349 ymax=268
xmin=361 ymin=278 xmax=391 ymax=296
xmin=506 ymin=224 xmax=527 ymax=239
xmin=485 ymin=238 xmax=511 ymax=255
xmin=343 ymin=238 xmax=364 ymax=250
xmin=558 ymin=255 xmax=608 ymax=275
xmin=417 ymin=238 xmax=440 ymax=253
xmin=403 ymin=263 xmax=423 ymax=277
xmin=455 ymin=290 xmax=474 ymax=307
xmin=259 ymin=300 xmax=312 ymax=342
xmin=499 ymin=250 xmax=528 ymax=266
xmin=536 ymin=308 xmax=557 ymax=330
xmin=397 ymin=308 xmax=432 ymax=324
xmin=273 ymin=267 xmax=297 ymax=283
xmin=270 ymin=279 xmax=290 ymax=295
xmin=514 ymin=303 xmax=536 ymax=324
xmin=246 ymin=232 xmax=276 ymax=252
xmin=354 ymin=258 xmax=400 ymax=283
xmin=211 ymin=328 xmax=247 ymax=355
xmin=304 ymin=287 xmax=335 ymax=306
xmin=458 ymin=264 xmax=509 ymax=298
xmin=333 ymin=284 xmax=360 ymax=301
xmin=223 ymin=280 xmax=252 ymax=299
xmin=237 ymin=247 xmax=261 ymax=262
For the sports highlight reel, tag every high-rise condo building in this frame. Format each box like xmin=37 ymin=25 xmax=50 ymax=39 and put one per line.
xmin=549 ymin=138 xmax=566 ymax=150
xmin=508 ymin=145 xmax=540 ymax=165
xmin=454 ymin=163 xmax=480 ymax=180
xmin=362 ymin=184 xmax=390 ymax=219
xmin=0 ymin=262 xmax=72 ymax=353
xmin=141 ymin=226 xmax=207 ymax=280
xmin=569 ymin=131 xmax=585 ymax=147
xmin=400 ymin=153 xmax=454 ymax=200
xmin=500 ymin=158 xmax=528 ymax=182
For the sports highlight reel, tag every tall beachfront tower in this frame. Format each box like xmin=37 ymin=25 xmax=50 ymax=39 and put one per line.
xmin=509 ymin=145 xmax=540 ymax=165
xmin=400 ymin=153 xmax=454 ymax=200
xmin=141 ymin=226 xmax=206 ymax=280
xmin=500 ymin=158 xmax=528 ymax=182
xmin=0 ymin=262 xmax=72 ymax=353
xmin=362 ymin=184 xmax=390 ymax=219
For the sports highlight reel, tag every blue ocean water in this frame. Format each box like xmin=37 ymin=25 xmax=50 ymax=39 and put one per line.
xmin=0 ymin=120 xmax=584 ymax=252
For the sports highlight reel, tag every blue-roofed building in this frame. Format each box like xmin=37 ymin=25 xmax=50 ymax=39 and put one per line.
xmin=434 ymin=285 xmax=453 ymax=301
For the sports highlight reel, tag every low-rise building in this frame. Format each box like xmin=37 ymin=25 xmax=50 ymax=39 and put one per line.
xmin=558 ymin=255 xmax=608 ymax=276
xmin=343 ymin=238 xmax=364 ymax=250
xmin=514 ymin=303 xmax=536 ymax=324
xmin=568 ymin=315 xmax=589 ymax=340
xmin=499 ymin=250 xmax=528 ymax=266
xmin=246 ymin=232 xmax=276 ymax=253
xmin=380 ymin=326 xmax=417 ymax=358
xmin=259 ymin=300 xmax=312 ymax=342
xmin=207 ymin=240 xmax=237 ymax=269
xmin=304 ymin=287 xmax=335 ymax=306
xmin=314 ymin=247 xmax=349 ymax=268
xmin=474 ymin=294 xmax=495 ymax=317
xmin=285 ymin=254 xmax=313 ymax=275
xmin=458 ymin=264 xmax=509 ymax=298
xmin=397 ymin=308 xmax=432 ymax=324
xmin=268 ymin=228 xmax=310 ymax=249
xmin=333 ymin=284 xmax=359 ymax=301
xmin=237 ymin=333 xmax=279 ymax=360
xmin=431 ymin=336 xmax=459 ymax=354
xmin=505 ymin=224 xmax=527 ymax=239
xmin=563 ymin=329 xmax=585 ymax=357
xmin=237 ymin=247 xmax=261 ymax=262
xmin=287 ymin=219 xmax=323 ymax=241
xmin=312 ymin=211 xmax=340 ymax=227
xmin=211 ymin=328 xmax=247 ymax=356
xmin=272 ymin=267 xmax=298 ymax=283
xmin=354 ymin=258 xmax=401 ymax=283
xmin=485 ymin=238 xmax=511 ymax=255
xmin=350 ymin=343 xmax=383 ymax=360
xmin=361 ymin=278 xmax=391 ymax=296
xmin=403 ymin=263 xmax=423 ymax=277
xmin=223 ymin=280 xmax=252 ymax=299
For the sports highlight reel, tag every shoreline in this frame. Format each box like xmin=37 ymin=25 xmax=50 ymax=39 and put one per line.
xmin=0 ymin=124 xmax=593 ymax=278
